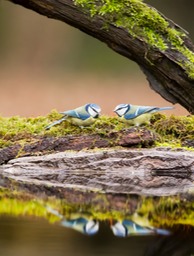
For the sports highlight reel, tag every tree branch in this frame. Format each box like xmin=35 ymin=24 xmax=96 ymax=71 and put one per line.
xmin=8 ymin=0 xmax=194 ymax=113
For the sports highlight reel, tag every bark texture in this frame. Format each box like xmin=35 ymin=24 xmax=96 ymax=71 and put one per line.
xmin=8 ymin=0 xmax=194 ymax=113
xmin=0 ymin=128 xmax=155 ymax=164
xmin=1 ymin=148 xmax=194 ymax=196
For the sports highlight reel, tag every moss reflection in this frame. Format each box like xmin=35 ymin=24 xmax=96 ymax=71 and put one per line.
xmin=0 ymin=188 xmax=61 ymax=223
xmin=0 ymin=186 xmax=193 ymax=237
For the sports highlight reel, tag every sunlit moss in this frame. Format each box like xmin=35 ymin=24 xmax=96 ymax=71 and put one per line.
xmin=0 ymin=186 xmax=194 ymax=230
xmin=73 ymin=0 xmax=185 ymax=46
xmin=0 ymin=111 xmax=194 ymax=151
xmin=150 ymin=113 xmax=194 ymax=150
xmin=0 ymin=188 xmax=61 ymax=223
xmin=138 ymin=196 xmax=194 ymax=227
xmin=73 ymin=0 xmax=194 ymax=79
xmin=0 ymin=112 xmax=129 ymax=150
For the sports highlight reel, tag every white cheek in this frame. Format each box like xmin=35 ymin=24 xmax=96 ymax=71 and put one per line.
xmin=88 ymin=107 xmax=98 ymax=117
xmin=116 ymin=108 xmax=127 ymax=117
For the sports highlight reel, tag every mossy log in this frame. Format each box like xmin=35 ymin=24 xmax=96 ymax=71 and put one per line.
xmin=0 ymin=127 xmax=155 ymax=164
xmin=0 ymin=113 xmax=194 ymax=196
xmin=1 ymin=113 xmax=194 ymax=163
xmin=8 ymin=0 xmax=194 ymax=113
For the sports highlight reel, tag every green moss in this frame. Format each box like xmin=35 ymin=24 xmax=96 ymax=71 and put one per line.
xmin=138 ymin=196 xmax=194 ymax=227
xmin=0 ymin=185 xmax=194 ymax=230
xmin=0 ymin=110 xmax=88 ymax=149
xmin=0 ymin=111 xmax=194 ymax=151
xmin=0 ymin=112 xmax=131 ymax=150
xmin=73 ymin=0 xmax=194 ymax=79
xmin=176 ymin=45 xmax=194 ymax=79
xmin=0 ymin=188 xmax=61 ymax=223
xmin=150 ymin=113 xmax=194 ymax=149
xmin=74 ymin=0 xmax=168 ymax=50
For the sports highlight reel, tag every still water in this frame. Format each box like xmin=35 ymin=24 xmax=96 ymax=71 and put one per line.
xmin=0 ymin=216 xmax=154 ymax=256
xmin=0 ymin=216 xmax=193 ymax=256
xmin=0 ymin=187 xmax=193 ymax=256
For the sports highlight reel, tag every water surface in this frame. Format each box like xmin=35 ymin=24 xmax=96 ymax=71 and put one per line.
xmin=1 ymin=216 xmax=193 ymax=256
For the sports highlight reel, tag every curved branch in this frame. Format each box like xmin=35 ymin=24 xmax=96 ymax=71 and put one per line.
xmin=8 ymin=0 xmax=194 ymax=113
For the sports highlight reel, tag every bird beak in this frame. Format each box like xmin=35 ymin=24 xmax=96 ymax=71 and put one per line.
xmin=94 ymin=114 xmax=99 ymax=118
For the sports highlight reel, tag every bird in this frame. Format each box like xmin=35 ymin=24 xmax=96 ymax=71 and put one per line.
xmin=45 ymin=103 xmax=101 ymax=130
xmin=46 ymin=206 xmax=99 ymax=235
xmin=111 ymin=220 xmax=170 ymax=237
xmin=111 ymin=220 xmax=155 ymax=237
xmin=61 ymin=218 xmax=99 ymax=236
xmin=114 ymin=103 xmax=173 ymax=126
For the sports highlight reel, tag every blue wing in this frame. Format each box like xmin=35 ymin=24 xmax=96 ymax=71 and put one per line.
xmin=61 ymin=108 xmax=90 ymax=120
xmin=124 ymin=105 xmax=157 ymax=120
xmin=136 ymin=106 xmax=158 ymax=115
xmin=122 ymin=220 xmax=154 ymax=235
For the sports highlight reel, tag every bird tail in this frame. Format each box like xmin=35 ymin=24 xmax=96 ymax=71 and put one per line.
xmin=45 ymin=116 xmax=67 ymax=130
xmin=158 ymin=106 xmax=174 ymax=112
xmin=155 ymin=228 xmax=171 ymax=236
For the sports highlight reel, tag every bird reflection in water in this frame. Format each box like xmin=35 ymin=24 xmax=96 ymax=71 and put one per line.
xmin=46 ymin=206 xmax=170 ymax=237
xmin=60 ymin=218 xmax=99 ymax=235
xmin=46 ymin=206 xmax=99 ymax=235
xmin=111 ymin=220 xmax=170 ymax=237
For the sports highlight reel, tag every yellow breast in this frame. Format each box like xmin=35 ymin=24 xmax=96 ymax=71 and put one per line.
xmin=121 ymin=113 xmax=152 ymax=126
xmin=68 ymin=116 xmax=96 ymax=126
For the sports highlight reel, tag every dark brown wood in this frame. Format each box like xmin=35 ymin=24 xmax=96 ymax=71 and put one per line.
xmin=0 ymin=144 xmax=21 ymax=165
xmin=8 ymin=0 xmax=194 ymax=113
xmin=0 ymin=128 xmax=155 ymax=164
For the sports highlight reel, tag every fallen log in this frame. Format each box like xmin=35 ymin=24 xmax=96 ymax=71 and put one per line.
xmin=1 ymin=148 xmax=194 ymax=196
xmin=0 ymin=127 xmax=155 ymax=164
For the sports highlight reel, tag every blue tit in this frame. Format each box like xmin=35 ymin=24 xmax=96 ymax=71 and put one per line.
xmin=61 ymin=218 xmax=99 ymax=235
xmin=46 ymin=103 xmax=101 ymax=129
xmin=111 ymin=220 xmax=170 ymax=237
xmin=46 ymin=206 xmax=99 ymax=235
xmin=114 ymin=103 xmax=173 ymax=126
xmin=111 ymin=220 xmax=155 ymax=237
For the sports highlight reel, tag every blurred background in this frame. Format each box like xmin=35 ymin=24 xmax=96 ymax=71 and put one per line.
xmin=0 ymin=0 xmax=193 ymax=117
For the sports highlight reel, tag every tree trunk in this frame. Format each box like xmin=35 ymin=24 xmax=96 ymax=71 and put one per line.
xmin=8 ymin=0 xmax=194 ymax=113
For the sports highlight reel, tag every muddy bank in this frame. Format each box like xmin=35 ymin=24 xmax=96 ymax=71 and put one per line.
xmin=0 ymin=148 xmax=194 ymax=197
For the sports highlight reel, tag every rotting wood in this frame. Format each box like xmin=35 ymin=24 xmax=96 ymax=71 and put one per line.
xmin=0 ymin=128 xmax=155 ymax=164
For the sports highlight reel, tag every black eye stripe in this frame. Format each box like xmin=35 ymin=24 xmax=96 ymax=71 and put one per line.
xmin=117 ymin=107 xmax=126 ymax=111
xmin=91 ymin=107 xmax=98 ymax=113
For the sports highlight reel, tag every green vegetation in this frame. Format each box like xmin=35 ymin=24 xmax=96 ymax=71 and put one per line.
xmin=0 ymin=188 xmax=61 ymax=223
xmin=0 ymin=111 xmax=194 ymax=151
xmin=138 ymin=196 xmax=194 ymax=227
xmin=151 ymin=113 xmax=194 ymax=149
xmin=73 ymin=0 xmax=194 ymax=79
xmin=0 ymin=186 xmax=193 ymax=230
